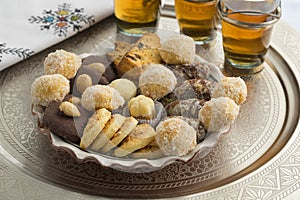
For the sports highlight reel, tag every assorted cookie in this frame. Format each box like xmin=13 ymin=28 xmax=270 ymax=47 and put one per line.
xmin=155 ymin=117 xmax=197 ymax=156
xmin=31 ymin=32 xmax=247 ymax=159
xmin=90 ymin=113 xmax=126 ymax=151
xmin=101 ymin=116 xmax=138 ymax=153
xmin=165 ymin=98 xmax=205 ymax=119
xmin=114 ymin=124 xmax=156 ymax=157
xmin=109 ymin=78 xmax=137 ymax=102
xmin=123 ymin=95 xmax=166 ymax=128
xmin=199 ymin=97 xmax=240 ymax=132
xmin=160 ymin=34 xmax=195 ymax=64
xmin=81 ymin=85 xmax=125 ymax=112
xmin=44 ymin=49 xmax=82 ymax=79
xmin=31 ymin=74 xmax=70 ymax=107
xmin=80 ymin=108 xmax=111 ymax=149
xmin=112 ymin=33 xmax=162 ymax=77
xmin=41 ymin=101 xmax=90 ymax=144
xmin=139 ymin=64 xmax=177 ymax=100
xmin=211 ymin=77 xmax=247 ymax=105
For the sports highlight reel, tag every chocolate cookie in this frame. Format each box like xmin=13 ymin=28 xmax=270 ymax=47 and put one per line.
xmin=41 ymin=101 xmax=91 ymax=144
xmin=165 ymin=98 xmax=205 ymax=119
xmin=174 ymin=78 xmax=213 ymax=101
xmin=166 ymin=63 xmax=211 ymax=85
xmin=180 ymin=117 xmax=207 ymax=143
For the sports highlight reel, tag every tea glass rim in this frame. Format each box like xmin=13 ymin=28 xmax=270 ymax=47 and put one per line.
xmin=217 ymin=0 xmax=282 ymax=28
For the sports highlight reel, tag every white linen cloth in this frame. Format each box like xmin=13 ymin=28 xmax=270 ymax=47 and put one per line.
xmin=0 ymin=0 xmax=114 ymax=71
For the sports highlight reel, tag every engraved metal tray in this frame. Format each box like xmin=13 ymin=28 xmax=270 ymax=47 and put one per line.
xmin=0 ymin=15 xmax=299 ymax=199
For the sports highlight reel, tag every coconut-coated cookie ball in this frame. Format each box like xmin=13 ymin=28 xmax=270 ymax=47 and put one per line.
xmin=212 ymin=77 xmax=247 ymax=105
xmin=139 ymin=64 xmax=177 ymax=100
xmin=81 ymin=85 xmax=125 ymax=111
xmin=44 ymin=49 xmax=82 ymax=79
xmin=159 ymin=34 xmax=195 ymax=64
xmin=199 ymin=97 xmax=239 ymax=132
xmin=31 ymin=74 xmax=70 ymax=106
xmin=155 ymin=117 xmax=196 ymax=156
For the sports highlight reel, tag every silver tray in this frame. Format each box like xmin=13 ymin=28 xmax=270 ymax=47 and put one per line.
xmin=0 ymin=15 xmax=299 ymax=199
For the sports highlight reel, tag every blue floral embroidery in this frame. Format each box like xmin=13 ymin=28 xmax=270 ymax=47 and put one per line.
xmin=0 ymin=43 xmax=34 ymax=62
xmin=28 ymin=3 xmax=95 ymax=37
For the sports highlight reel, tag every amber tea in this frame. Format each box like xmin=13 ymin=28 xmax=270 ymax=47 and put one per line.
xmin=114 ymin=0 xmax=160 ymax=35
xmin=222 ymin=13 xmax=274 ymax=71
xmin=218 ymin=0 xmax=281 ymax=75
xmin=175 ymin=0 xmax=217 ymax=44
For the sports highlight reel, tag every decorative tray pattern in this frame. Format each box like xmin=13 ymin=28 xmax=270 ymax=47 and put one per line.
xmin=0 ymin=15 xmax=299 ymax=199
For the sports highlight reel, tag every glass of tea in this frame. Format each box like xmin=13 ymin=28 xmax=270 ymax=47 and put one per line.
xmin=217 ymin=0 xmax=281 ymax=75
xmin=114 ymin=0 xmax=161 ymax=36
xmin=175 ymin=0 xmax=218 ymax=45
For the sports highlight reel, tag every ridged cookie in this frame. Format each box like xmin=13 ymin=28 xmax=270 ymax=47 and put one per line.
xmin=90 ymin=114 xmax=126 ymax=151
xmin=131 ymin=140 xmax=164 ymax=159
xmin=80 ymin=108 xmax=111 ymax=149
xmin=101 ymin=116 xmax=138 ymax=153
xmin=114 ymin=33 xmax=162 ymax=77
xmin=107 ymin=41 xmax=132 ymax=67
xmin=116 ymin=49 xmax=162 ymax=78
xmin=114 ymin=124 xmax=156 ymax=157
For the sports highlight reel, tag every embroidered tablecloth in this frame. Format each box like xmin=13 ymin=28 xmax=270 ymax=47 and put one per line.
xmin=0 ymin=0 xmax=114 ymax=71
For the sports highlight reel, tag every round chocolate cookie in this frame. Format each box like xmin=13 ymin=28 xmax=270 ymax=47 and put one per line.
xmin=41 ymin=101 xmax=91 ymax=144
xmin=166 ymin=63 xmax=210 ymax=85
xmin=182 ymin=118 xmax=207 ymax=144
xmin=165 ymin=98 xmax=206 ymax=119
xmin=174 ymin=78 xmax=214 ymax=101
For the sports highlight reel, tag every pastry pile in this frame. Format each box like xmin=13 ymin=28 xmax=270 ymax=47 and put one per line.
xmin=31 ymin=33 xmax=247 ymax=159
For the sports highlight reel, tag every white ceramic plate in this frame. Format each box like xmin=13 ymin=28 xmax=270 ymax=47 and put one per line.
xmin=32 ymin=30 xmax=227 ymax=173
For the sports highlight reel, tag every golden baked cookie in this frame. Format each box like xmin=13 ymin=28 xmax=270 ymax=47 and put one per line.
xmin=199 ymin=97 xmax=239 ymax=132
xmin=44 ymin=49 xmax=82 ymax=79
xmin=31 ymin=74 xmax=70 ymax=107
xmin=132 ymin=32 xmax=161 ymax=50
xmin=115 ymin=33 xmax=162 ymax=77
xmin=81 ymin=85 xmax=125 ymax=111
xmin=159 ymin=34 xmax=195 ymax=65
xmin=131 ymin=140 xmax=164 ymax=159
xmin=109 ymin=78 xmax=137 ymax=102
xmin=107 ymin=41 xmax=132 ymax=67
xmin=123 ymin=101 xmax=167 ymax=128
xmin=114 ymin=124 xmax=157 ymax=157
xmin=139 ymin=64 xmax=177 ymax=100
xmin=90 ymin=114 xmax=126 ymax=151
xmin=80 ymin=108 xmax=111 ymax=149
xmin=211 ymin=77 xmax=247 ymax=105
xmin=155 ymin=117 xmax=197 ymax=156
xmin=128 ymin=95 xmax=156 ymax=119
xmin=101 ymin=116 xmax=138 ymax=153
xmin=116 ymin=49 xmax=162 ymax=78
